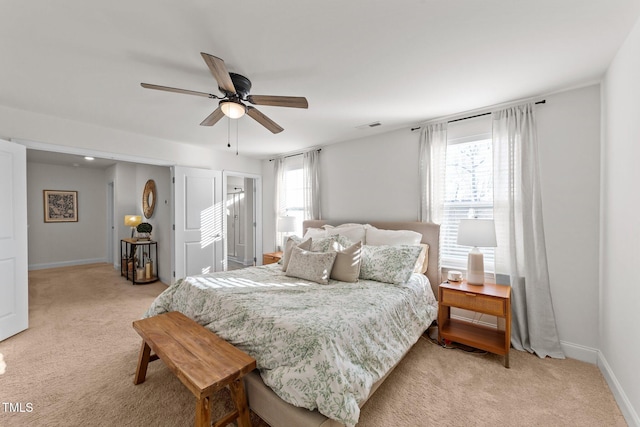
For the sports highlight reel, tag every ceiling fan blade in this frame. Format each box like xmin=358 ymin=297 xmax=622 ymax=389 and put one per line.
xmin=247 ymin=95 xmax=308 ymax=109
xmin=200 ymin=53 xmax=236 ymax=95
xmin=246 ymin=106 xmax=284 ymax=134
xmin=140 ymin=83 xmax=215 ymax=98
xmin=200 ymin=107 xmax=225 ymax=126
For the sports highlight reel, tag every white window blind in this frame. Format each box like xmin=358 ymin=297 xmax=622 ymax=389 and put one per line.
xmin=441 ymin=136 xmax=495 ymax=270
xmin=279 ymin=156 xmax=304 ymax=238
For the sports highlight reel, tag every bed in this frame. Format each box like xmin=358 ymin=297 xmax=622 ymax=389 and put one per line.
xmin=143 ymin=220 xmax=441 ymax=427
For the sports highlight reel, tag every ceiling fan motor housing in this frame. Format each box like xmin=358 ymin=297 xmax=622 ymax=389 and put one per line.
xmin=224 ymin=73 xmax=252 ymax=99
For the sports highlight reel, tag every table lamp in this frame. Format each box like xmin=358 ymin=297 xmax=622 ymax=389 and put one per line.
xmin=278 ymin=216 xmax=296 ymax=250
xmin=124 ymin=215 xmax=142 ymax=238
xmin=456 ymin=219 xmax=497 ymax=285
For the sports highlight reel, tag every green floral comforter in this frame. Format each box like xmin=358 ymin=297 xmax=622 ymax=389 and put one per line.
xmin=144 ymin=264 xmax=437 ymax=427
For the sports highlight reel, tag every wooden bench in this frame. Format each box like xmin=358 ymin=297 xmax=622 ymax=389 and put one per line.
xmin=133 ymin=311 xmax=257 ymax=427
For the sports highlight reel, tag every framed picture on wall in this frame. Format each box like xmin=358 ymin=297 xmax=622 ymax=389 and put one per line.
xmin=43 ymin=190 xmax=78 ymax=223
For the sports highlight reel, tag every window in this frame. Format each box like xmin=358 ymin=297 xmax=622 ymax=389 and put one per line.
xmin=441 ymin=130 xmax=495 ymax=271
xmin=279 ymin=156 xmax=304 ymax=239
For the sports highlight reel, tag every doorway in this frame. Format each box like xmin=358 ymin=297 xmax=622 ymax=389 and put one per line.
xmin=223 ymin=171 xmax=262 ymax=270
xmin=18 ymin=138 xmax=173 ymax=278
xmin=107 ymin=181 xmax=114 ymax=264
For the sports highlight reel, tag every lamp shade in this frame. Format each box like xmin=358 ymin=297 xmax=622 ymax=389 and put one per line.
xmin=277 ymin=216 xmax=296 ymax=233
xmin=457 ymin=219 xmax=497 ymax=248
xmin=220 ymin=101 xmax=246 ymax=119
xmin=124 ymin=215 xmax=142 ymax=228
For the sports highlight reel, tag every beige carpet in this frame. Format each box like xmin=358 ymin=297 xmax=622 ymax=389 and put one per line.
xmin=0 ymin=263 xmax=626 ymax=427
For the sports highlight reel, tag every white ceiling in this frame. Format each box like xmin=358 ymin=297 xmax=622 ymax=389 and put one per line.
xmin=25 ymin=149 xmax=121 ymax=169
xmin=2 ymin=0 xmax=639 ymax=160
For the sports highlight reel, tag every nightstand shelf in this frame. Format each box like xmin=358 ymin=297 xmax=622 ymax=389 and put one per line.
xmin=439 ymin=319 xmax=507 ymax=355
xmin=438 ymin=280 xmax=511 ymax=367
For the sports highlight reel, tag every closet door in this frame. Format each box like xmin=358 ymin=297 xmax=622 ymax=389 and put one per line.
xmin=172 ymin=166 xmax=223 ymax=283
xmin=0 ymin=139 xmax=28 ymax=341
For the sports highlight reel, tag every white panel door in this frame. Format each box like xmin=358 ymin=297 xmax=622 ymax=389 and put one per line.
xmin=172 ymin=166 xmax=223 ymax=282
xmin=0 ymin=139 xmax=28 ymax=341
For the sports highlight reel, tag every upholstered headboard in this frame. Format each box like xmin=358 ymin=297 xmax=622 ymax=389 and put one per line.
xmin=302 ymin=220 xmax=441 ymax=298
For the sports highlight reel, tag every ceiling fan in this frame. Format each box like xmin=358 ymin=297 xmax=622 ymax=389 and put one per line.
xmin=141 ymin=52 xmax=308 ymax=134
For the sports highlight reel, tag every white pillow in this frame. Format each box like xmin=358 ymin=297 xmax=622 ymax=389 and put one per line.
xmin=365 ymin=227 xmax=422 ymax=246
xmin=285 ymin=246 xmax=337 ymax=285
xmin=413 ymin=243 xmax=430 ymax=274
xmin=303 ymin=227 xmax=327 ymax=240
xmin=359 ymin=245 xmax=423 ymax=285
xmin=323 ymin=223 xmax=367 ymax=243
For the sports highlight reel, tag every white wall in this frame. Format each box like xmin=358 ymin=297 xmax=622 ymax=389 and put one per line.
xmin=536 ymin=85 xmax=601 ymax=357
xmin=27 ymin=162 xmax=107 ymax=268
xmin=320 ymin=130 xmax=421 ymax=222
xmin=602 ymin=14 xmax=640 ymax=426
xmin=0 ymin=104 xmax=263 ymax=174
xmin=262 ymin=160 xmax=277 ymax=253
xmin=111 ymin=163 xmax=137 ymax=244
xmin=134 ymin=165 xmax=172 ymax=283
xmin=262 ymin=84 xmax=602 ymax=362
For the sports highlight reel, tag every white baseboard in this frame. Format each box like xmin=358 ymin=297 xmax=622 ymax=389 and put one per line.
xmin=560 ymin=340 xmax=599 ymax=364
xmin=228 ymin=256 xmax=254 ymax=266
xmin=28 ymin=258 xmax=108 ymax=271
xmin=598 ymin=351 xmax=640 ymax=427
xmin=445 ymin=314 xmax=637 ymax=425
xmin=449 ymin=315 xmax=602 ymax=365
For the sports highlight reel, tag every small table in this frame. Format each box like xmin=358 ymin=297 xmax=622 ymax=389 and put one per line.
xmin=120 ymin=239 xmax=158 ymax=285
xmin=438 ymin=280 xmax=511 ymax=367
xmin=263 ymin=251 xmax=283 ymax=265
xmin=133 ymin=311 xmax=256 ymax=427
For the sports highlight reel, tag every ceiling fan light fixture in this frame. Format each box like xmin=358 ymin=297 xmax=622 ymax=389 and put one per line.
xmin=220 ymin=101 xmax=246 ymax=119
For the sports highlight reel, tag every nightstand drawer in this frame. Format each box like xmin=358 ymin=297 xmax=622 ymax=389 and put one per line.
xmin=263 ymin=252 xmax=282 ymax=265
xmin=441 ymin=288 xmax=506 ymax=316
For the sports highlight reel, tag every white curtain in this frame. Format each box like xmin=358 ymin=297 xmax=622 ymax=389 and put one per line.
xmin=492 ymin=103 xmax=564 ymax=359
xmin=419 ymin=122 xmax=447 ymax=223
xmin=273 ymin=157 xmax=285 ymax=251
xmin=303 ymin=149 xmax=321 ymax=220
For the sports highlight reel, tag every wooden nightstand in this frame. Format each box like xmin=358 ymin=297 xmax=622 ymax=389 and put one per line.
xmin=438 ymin=280 xmax=511 ymax=367
xmin=262 ymin=251 xmax=283 ymax=265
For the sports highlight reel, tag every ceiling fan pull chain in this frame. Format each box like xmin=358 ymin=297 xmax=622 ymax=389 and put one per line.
xmin=236 ymin=119 xmax=239 ymax=156
xmin=227 ymin=116 xmax=231 ymax=148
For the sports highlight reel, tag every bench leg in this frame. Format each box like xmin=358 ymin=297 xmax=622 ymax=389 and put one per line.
xmin=195 ymin=396 xmax=211 ymax=427
xmin=230 ymin=378 xmax=251 ymax=427
xmin=134 ymin=340 xmax=151 ymax=385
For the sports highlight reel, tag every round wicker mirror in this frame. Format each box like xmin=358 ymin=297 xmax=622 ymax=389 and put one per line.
xmin=142 ymin=179 xmax=156 ymax=218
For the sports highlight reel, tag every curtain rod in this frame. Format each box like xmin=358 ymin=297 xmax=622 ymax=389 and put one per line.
xmin=410 ymin=100 xmax=546 ymax=131
xmin=269 ymin=148 xmax=321 ymax=162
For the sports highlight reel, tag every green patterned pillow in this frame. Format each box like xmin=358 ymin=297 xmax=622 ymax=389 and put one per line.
xmin=281 ymin=236 xmax=311 ymax=271
xmin=311 ymin=235 xmax=353 ymax=253
xmin=334 ymin=234 xmax=355 ymax=249
xmin=285 ymin=246 xmax=337 ymax=285
xmin=359 ymin=245 xmax=423 ymax=284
